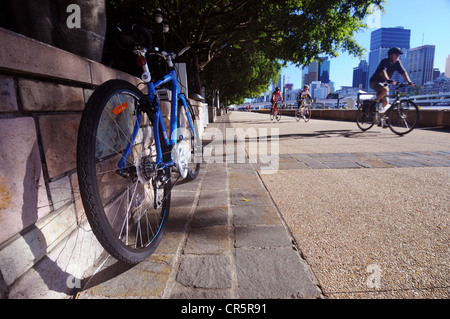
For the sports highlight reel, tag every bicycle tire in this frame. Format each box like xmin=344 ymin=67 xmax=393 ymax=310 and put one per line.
xmin=77 ymin=79 xmax=171 ymax=264
xmin=387 ymin=100 xmax=420 ymax=136
xmin=356 ymin=103 xmax=376 ymax=131
xmin=275 ymin=109 xmax=281 ymax=121
xmin=270 ymin=109 xmax=275 ymax=121
xmin=176 ymin=98 xmax=201 ymax=181
xmin=303 ymin=106 xmax=311 ymax=122
xmin=295 ymin=110 xmax=301 ymax=121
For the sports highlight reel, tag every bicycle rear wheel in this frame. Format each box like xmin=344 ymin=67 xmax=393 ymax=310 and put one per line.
xmin=387 ymin=100 xmax=419 ymax=135
xmin=356 ymin=103 xmax=376 ymax=131
xmin=77 ymin=79 xmax=171 ymax=264
xmin=295 ymin=110 xmax=301 ymax=121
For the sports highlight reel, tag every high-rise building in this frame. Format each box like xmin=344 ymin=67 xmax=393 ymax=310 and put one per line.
xmin=407 ymin=45 xmax=435 ymax=86
xmin=368 ymin=27 xmax=411 ymax=88
xmin=319 ymin=57 xmax=330 ymax=83
xmin=309 ymin=81 xmax=331 ymax=99
xmin=432 ymin=68 xmax=440 ymax=81
xmin=445 ymin=55 xmax=450 ymax=77
xmin=306 ymin=61 xmax=319 ymax=84
xmin=352 ymin=60 xmax=369 ymax=90
xmin=302 ymin=57 xmax=331 ymax=87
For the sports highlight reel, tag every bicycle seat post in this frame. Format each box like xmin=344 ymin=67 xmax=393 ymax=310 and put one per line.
xmin=134 ymin=47 xmax=151 ymax=83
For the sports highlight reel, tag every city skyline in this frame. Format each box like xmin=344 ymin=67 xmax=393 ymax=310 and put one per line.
xmin=282 ymin=0 xmax=450 ymax=91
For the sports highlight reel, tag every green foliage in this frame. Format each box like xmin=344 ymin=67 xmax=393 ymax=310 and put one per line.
xmin=104 ymin=0 xmax=385 ymax=104
xmin=204 ymin=44 xmax=282 ymax=104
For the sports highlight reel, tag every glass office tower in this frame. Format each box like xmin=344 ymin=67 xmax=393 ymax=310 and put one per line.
xmin=353 ymin=60 xmax=369 ymax=90
xmin=301 ymin=57 xmax=330 ymax=87
xmin=407 ymin=45 xmax=435 ymax=85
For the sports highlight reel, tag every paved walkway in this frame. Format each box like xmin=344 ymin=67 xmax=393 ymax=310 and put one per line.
xmin=78 ymin=111 xmax=449 ymax=299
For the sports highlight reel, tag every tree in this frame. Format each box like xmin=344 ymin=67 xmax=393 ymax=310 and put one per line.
xmin=203 ymin=44 xmax=282 ymax=104
xmin=103 ymin=0 xmax=385 ymax=103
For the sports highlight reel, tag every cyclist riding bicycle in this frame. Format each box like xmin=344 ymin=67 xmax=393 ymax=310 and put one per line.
xmin=369 ymin=47 xmax=415 ymax=114
xmin=271 ymin=87 xmax=283 ymax=113
xmin=297 ymin=85 xmax=312 ymax=107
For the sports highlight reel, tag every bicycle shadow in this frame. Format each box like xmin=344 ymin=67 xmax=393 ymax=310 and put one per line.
xmin=14 ymin=141 xmax=135 ymax=298
xmin=17 ymin=141 xmax=78 ymax=297
xmin=312 ymin=129 xmax=400 ymax=139
xmin=248 ymin=129 xmax=402 ymax=141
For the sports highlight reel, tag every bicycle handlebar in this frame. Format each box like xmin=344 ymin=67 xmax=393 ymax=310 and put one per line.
xmin=166 ymin=43 xmax=210 ymax=58
xmin=384 ymin=81 xmax=414 ymax=88
xmin=148 ymin=46 xmax=191 ymax=68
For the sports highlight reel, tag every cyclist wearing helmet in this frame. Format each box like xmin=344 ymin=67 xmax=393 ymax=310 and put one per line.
xmin=271 ymin=87 xmax=283 ymax=113
xmin=297 ymin=85 xmax=312 ymax=105
xmin=369 ymin=47 xmax=414 ymax=113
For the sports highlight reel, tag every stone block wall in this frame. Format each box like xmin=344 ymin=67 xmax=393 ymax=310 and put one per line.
xmin=0 ymin=27 xmax=206 ymax=298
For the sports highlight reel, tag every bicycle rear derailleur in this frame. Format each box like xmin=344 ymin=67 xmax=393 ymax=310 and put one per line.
xmin=135 ymin=152 xmax=168 ymax=209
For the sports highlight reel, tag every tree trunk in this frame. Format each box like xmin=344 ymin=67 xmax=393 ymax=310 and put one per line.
xmin=192 ymin=54 xmax=202 ymax=95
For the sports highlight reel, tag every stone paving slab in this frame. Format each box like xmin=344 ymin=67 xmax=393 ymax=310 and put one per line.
xmin=235 ymin=248 xmax=321 ymax=298
xmin=235 ymin=225 xmax=292 ymax=248
xmin=232 ymin=205 xmax=281 ymax=226
xmin=176 ymin=255 xmax=232 ymax=289
xmin=273 ymin=151 xmax=450 ymax=170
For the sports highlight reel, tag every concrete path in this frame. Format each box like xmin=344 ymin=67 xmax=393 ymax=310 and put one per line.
xmin=77 ymin=111 xmax=449 ymax=299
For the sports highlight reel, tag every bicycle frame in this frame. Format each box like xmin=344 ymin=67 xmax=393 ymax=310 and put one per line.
xmin=273 ymin=101 xmax=282 ymax=112
xmin=148 ymin=68 xmax=195 ymax=166
xmin=118 ymin=51 xmax=197 ymax=172
xmin=299 ymin=99 xmax=311 ymax=108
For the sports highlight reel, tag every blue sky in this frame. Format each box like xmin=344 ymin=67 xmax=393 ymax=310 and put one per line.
xmin=282 ymin=0 xmax=450 ymax=90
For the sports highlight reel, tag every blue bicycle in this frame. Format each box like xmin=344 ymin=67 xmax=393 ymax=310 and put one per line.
xmin=77 ymin=25 xmax=201 ymax=264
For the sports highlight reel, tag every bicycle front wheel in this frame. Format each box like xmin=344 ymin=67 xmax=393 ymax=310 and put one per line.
xmin=77 ymin=79 xmax=171 ymax=264
xmin=270 ymin=109 xmax=275 ymax=121
xmin=303 ymin=106 xmax=311 ymax=122
xmin=275 ymin=109 xmax=281 ymax=121
xmin=387 ymin=100 xmax=420 ymax=135
xmin=176 ymin=98 xmax=201 ymax=181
